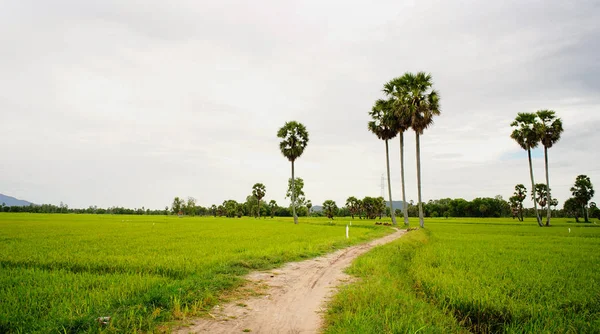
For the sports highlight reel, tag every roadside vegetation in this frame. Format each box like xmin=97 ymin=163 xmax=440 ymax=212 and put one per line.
xmin=325 ymin=217 xmax=600 ymax=333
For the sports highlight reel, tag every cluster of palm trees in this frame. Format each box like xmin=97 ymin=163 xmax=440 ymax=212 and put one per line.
xmin=368 ymin=72 xmax=441 ymax=228
xmin=510 ymin=110 xmax=563 ymax=227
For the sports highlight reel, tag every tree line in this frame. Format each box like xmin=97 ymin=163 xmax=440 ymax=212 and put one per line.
xmin=510 ymin=111 xmax=596 ymax=224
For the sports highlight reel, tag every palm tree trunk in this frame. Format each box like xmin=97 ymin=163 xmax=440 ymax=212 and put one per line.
xmin=416 ymin=132 xmax=424 ymax=228
xmin=399 ymin=132 xmax=409 ymax=226
xmin=528 ymin=149 xmax=543 ymax=227
xmin=291 ymin=160 xmax=298 ymax=224
xmin=584 ymin=205 xmax=589 ymax=223
xmin=258 ymin=199 xmax=261 ymax=219
xmin=544 ymin=146 xmax=551 ymax=226
xmin=385 ymin=140 xmax=397 ymax=225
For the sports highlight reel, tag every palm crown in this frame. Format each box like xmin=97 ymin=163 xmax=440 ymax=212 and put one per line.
xmin=385 ymin=72 xmax=440 ymax=134
xmin=510 ymin=113 xmax=541 ymax=150
xmin=368 ymin=99 xmax=397 ymax=141
xmin=277 ymin=121 xmax=309 ymax=162
xmin=535 ymin=110 xmax=563 ymax=149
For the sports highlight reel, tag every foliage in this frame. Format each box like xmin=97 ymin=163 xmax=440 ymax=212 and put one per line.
xmin=0 ymin=214 xmax=390 ymax=333
xmin=277 ymin=121 xmax=309 ymax=163
xmin=322 ymin=200 xmax=338 ymax=220
xmin=563 ymin=198 xmax=581 ymax=222
xmin=172 ymin=197 xmax=184 ymax=215
xmin=268 ymin=200 xmax=277 ymax=218
xmin=571 ymin=175 xmax=595 ymax=222
xmin=345 ymin=197 xmax=361 ymax=219
xmin=535 ymin=110 xmax=563 ymax=149
xmin=251 ymin=183 xmax=266 ymax=218
xmin=285 ymin=177 xmax=306 ymax=207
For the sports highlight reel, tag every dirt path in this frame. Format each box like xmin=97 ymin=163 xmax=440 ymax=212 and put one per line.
xmin=174 ymin=228 xmax=406 ymax=334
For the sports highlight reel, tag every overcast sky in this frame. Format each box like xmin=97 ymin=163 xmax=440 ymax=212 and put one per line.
xmin=1 ymin=0 xmax=599 ymax=210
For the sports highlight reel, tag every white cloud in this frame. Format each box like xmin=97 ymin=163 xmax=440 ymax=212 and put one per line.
xmin=1 ymin=0 xmax=599 ymax=209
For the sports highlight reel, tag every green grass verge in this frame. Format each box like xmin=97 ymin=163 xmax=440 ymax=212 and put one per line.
xmin=0 ymin=214 xmax=389 ymax=333
xmin=324 ymin=218 xmax=600 ymax=333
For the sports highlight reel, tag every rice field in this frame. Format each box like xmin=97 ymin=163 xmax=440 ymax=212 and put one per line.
xmin=324 ymin=217 xmax=600 ymax=333
xmin=0 ymin=213 xmax=389 ymax=333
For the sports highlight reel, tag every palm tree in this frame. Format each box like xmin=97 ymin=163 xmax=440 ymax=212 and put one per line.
xmin=535 ymin=110 xmax=563 ymax=226
xmin=510 ymin=113 xmax=543 ymax=227
xmin=306 ymin=200 xmax=312 ymax=216
xmin=570 ymin=174 xmax=595 ymax=223
xmin=322 ymin=200 xmax=338 ymax=219
xmin=390 ymin=72 xmax=440 ymax=228
xmin=252 ymin=183 xmax=266 ymax=218
xmin=345 ymin=196 xmax=360 ymax=219
xmin=368 ymin=99 xmax=397 ymax=225
xmin=277 ymin=121 xmax=309 ymax=224
xmin=269 ymin=200 xmax=277 ymax=218
xmin=383 ymin=79 xmax=412 ymax=226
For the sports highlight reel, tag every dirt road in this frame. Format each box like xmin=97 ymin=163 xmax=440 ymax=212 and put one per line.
xmin=174 ymin=227 xmax=406 ymax=334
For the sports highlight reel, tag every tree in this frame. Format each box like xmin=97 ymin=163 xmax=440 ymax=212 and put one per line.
xmin=391 ymin=72 xmax=440 ymax=228
xmin=252 ymin=183 xmax=266 ymax=218
xmin=322 ymin=200 xmax=338 ymax=219
xmin=210 ymin=204 xmax=217 ymax=217
xmin=375 ymin=197 xmax=386 ymax=219
xmin=345 ymin=196 xmax=361 ymax=219
xmin=511 ymin=113 xmax=543 ymax=227
xmin=306 ymin=200 xmax=312 ymax=216
xmin=513 ymin=184 xmax=527 ymax=221
xmin=368 ymin=99 xmax=397 ymax=225
xmin=361 ymin=196 xmax=377 ymax=219
xmin=384 ymin=78 xmax=414 ymax=226
xmin=509 ymin=196 xmax=520 ymax=219
xmin=186 ymin=197 xmax=197 ymax=216
xmin=571 ymin=175 xmax=595 ymax=223
xmin=269 ymin=200 xmax=277 ymax=218
xmin=278 ymin=121 xmax=309 ymax=224
xmin=286 ymin=177 xmax=306 ymax=209
xmin=563 ymin=198 xmax=580 ymax=222
xmin=172 ymin=197 xmax=184 ymax=215
xmin=589 ymin=202 xmax=600 ymax=220
xmin=532 ymin=184 xmax=549 ymax=211
xmin=223 ymin=200 xmax=239 ymax=218
xmin=536 ymin=110 xmax=563 ymax=226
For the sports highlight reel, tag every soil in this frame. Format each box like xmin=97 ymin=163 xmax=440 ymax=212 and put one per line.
xmin=174 ymin=227 xmax=406 ymax=334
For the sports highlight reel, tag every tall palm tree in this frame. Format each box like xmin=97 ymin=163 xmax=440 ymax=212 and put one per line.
xmin=368 ymin=99 xmax=397 ymax=225
xmin=383 ymin=79 xmax=415 ymax=227
xmin=510 ymin=113 xmax=543 ymax=227
xmin=390 ymin=72 xmax=440 ymax=228
xmin=252 ymin=183 xmax=266 ymax=218
xmin=277 ymin=121 xmax=309 ymax=224
xmin=535 ymin=110 xmax=563 ymax=226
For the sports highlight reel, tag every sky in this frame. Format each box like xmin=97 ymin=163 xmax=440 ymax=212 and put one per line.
xmin=1 ymin=0 xmax=599 ymax=210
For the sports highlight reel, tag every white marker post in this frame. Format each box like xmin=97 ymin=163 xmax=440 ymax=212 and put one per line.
xmin=346 ymin=224 xmax=349 ymax=239
xmin=569 ymin=228 xmax=571 ymax=233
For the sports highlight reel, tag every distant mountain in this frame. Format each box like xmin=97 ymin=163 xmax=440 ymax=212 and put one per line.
xmin=386 ymin=200 xmax=407 ymax=209
xmin=311 ymin=205 xmax=323 ymax=212
xmin=0 ymin=194 xmax=34 ymax=207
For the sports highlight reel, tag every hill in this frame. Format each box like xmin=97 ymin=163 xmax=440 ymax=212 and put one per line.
xmin=0 ymin=194 xmax=33 ymax=207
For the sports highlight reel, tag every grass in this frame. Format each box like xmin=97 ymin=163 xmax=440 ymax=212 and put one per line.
xmin=324 ymin=217 xmax=600 ymax=333
xmin=0 ymin=213 xmax=390 ymax=333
